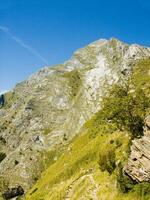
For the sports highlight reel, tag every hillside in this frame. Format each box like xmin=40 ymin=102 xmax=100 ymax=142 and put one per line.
xmin=26 ymin=59 xmax=150 ymax=200
xmin=0 ymin=38 xmax=150 ymax=199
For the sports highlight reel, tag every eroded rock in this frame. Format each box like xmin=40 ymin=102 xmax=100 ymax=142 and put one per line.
xmin=124 ymin=116 xmax=150 ymax=182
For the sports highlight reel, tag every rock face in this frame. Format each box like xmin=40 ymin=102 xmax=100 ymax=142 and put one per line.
xmin=1 ymin=38 xmax=150 ymax=190
xmin=125 ymin=116 xmax=150 ymax=182
xmin=0 ymin=95 xmax=5 ymax=107
xmin=2 ymin=186 xmax=24 ymax=199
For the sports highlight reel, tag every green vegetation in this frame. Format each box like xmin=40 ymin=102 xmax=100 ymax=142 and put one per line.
xmin=73 ymin=45 xmax=97 ymax=66
xmin=25 ymin=59 xmax=150 ymax=200
xmin=43 ymin=127 xmax=52 ymax=135
xmin=63 ymin=70 xmax=82 ymax=98
xmin=99 ymin=147 xmax=116 ymax=174
xmin=0 ymin=176 xmax=8 ymax=192
xmin=133 ymin=182 xmax=150 ymax=200
xmin=26 ymin=129 xmax=130 ymax=200
xmin=117 ymin=166 xmax=135 ymax=193
xmin=92 ymin=59 xmax=150 ymax=138
xmin=40 ymin=147 xmax=63 ymax=170
xmin=100 ymin=84 xmax=149 ymax=138
xmin=3 ymin=91 xmax=19 ymax=109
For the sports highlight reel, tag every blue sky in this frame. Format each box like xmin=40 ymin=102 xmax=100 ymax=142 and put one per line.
xmin=0 ymin=0 xmax=150 ymax=93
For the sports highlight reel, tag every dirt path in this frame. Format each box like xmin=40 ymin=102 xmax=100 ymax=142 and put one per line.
xmin=64 ymin=172 xmax=99 ymax=200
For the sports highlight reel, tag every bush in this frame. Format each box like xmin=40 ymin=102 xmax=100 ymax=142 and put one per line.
xmin=132 ymin=182 xmax=150 ymax=199
xmin=100 ymin=84 xmax=150 ymax=138
xmin=99 ymin=148 xmax=116 ymax=174
xmin=117 ymin=166 xmax=135 ymax=193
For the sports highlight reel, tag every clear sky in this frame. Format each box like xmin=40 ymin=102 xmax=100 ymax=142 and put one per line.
xmin=0 ymin=0 xmax=150 ymax=93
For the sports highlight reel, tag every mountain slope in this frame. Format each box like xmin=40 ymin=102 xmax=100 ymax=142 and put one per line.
xmin=26 ymin=58 xmax=150 ymax=200
xmin=0 ymin=38 xmax=150 ymax=198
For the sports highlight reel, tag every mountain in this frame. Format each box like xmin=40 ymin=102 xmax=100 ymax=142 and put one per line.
xmin=0 ymin=38 xmax=150 ymax=200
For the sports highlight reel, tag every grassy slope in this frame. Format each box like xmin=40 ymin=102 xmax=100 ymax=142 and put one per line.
xmin=26 ymin=59 xmax=150 ymax=200
xmin=26 ymin=129 xmax=130 ymax=200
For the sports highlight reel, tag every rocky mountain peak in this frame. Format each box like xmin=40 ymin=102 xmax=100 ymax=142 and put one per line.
xmin=0 ymin=38 xmax=150 ymax=191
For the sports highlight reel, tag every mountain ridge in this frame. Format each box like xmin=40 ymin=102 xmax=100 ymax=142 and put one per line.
xmin=0 ymin=38 xmax=150 ymax=199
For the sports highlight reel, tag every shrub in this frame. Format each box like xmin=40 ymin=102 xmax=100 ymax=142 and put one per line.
xmin=100 ymin=84 xmax=150 ymax=138
xmin=117 ymin=166 xmax=135 ymax=193
xmin=99 ymin=148 xmax=116 ymax=174
xmin=132 ymin=182 xmax=150 ymax=199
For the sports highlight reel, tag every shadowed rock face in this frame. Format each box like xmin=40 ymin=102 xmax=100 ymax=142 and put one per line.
xmin=0 ymin=38 xmax=150 ymax=191
xmin=0 ymin=95 xmax=5 ymax=107
xmin=2 ymin=186 xmax=24 ymax=199
xmin=125 ymin=116 xmax=150 ymax=182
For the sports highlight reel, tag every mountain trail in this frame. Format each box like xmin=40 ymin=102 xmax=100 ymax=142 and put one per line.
xmin=64 ymin=171 xmax=99 ymax=200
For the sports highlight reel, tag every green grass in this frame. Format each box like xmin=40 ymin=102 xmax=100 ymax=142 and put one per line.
xmin=43 ymin=127 xmax=52 ymax=135
xmin=3 ymin=91 xmax=19 ymax=109
xmin=63 ymin=69 xmax=82 ymax=99
xmin=26 ymin=59 xmax=150 ymax=200
xmin=26 ymin=126 xmax=130 ymax=200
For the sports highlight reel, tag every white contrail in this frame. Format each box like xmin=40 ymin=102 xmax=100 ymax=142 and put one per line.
xmin=0 ymin=26 xmax=48 ymax=65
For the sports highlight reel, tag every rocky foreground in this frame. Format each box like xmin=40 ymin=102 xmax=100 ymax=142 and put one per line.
xmin=125 ymin=116 xmax=150 ymax=182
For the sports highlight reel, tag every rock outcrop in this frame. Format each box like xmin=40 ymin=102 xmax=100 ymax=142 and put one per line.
xmin=2 ymin=186 xmax=24 ymax=199
xmin=0 ymin=95 xmax=5 ymax=107
xmin=125 ymin=116 xmax=150 ymax=182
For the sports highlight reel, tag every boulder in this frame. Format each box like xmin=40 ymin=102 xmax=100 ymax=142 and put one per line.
xmin=2 ymin=186 xmax=24 ymax=200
